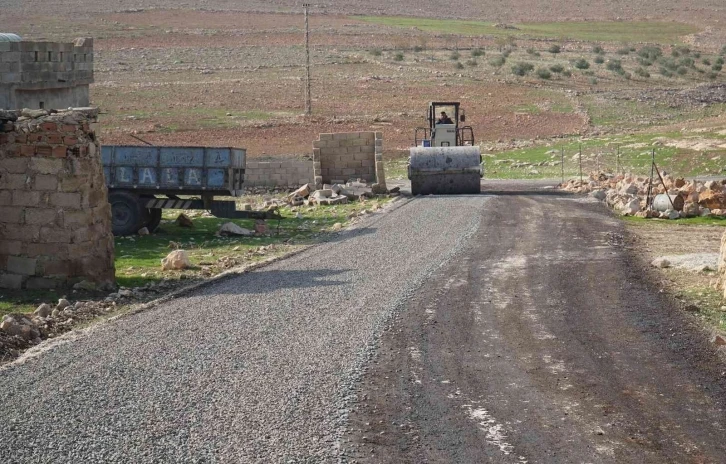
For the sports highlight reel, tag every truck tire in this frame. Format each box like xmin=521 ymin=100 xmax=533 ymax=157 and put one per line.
xmin=109 ymin=190 xmax=144 ymax=236
xmin=146 ymin=208 xmax=162 ymax=232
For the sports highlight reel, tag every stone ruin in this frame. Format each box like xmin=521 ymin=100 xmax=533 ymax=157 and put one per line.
xmin=0 ymin=108 xmax=114 ymax=290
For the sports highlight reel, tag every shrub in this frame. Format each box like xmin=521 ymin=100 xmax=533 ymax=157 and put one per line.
xmin=716 ymin=57 xmax=725 ymax=65
xmin=593 ymin=45 xmax=605 ymax=54
xmin=634 ymin=67 xmax=650 ymax=78
xmin=636 ymin=57 xmax=653 ymax=67
xmin=703 ymin=58 xmax=712 ymax=66
xmin=502 ymin=49 xmax=512 ymax=58
xmin=465 ymin=59 xmax=478 ymax=67
xmin=708 ymin=71 xmax=719 ymax=80
xmin=721 ymin=45 xmax=726 ymax=56
xmin=658 ymin=57 xmax=678 ymax=70
xmin=583 ymin=70 xmax=595 ymax=76
xmin=413 ymin=45 xmax=424 ymax=52
xmin=573 ymin=58 xmax=590 ymax=69
xmin=489 ymin=55 xmax=506 ymax=67
xmin=679 ymin=57 xmax=695 ymax=68
xmin=594 ymin=55 xmax=605 ymax=64
xmin=674 ymin=46 xmax=691 ymax=55
xmin=616 ymin=47 xmax=631 ymax=55
xmin=548 ymin=44 xmax=562 ymax=54
xmin=638 ymin=46 xmax=662 ymax=61
xmin=471 ymin=48 xmax=485 ymax=57
xmin=526 ymin=47 xmax=540 ymax=57
xmin=659 ymin=67 xmax=673 ymax=77
xmin=394 ymin=52 xmax=404 ymax=61
xmin=511 ymin=62 xmax=535 ymax=76
xmin=370 ymin=48 xmax=382 ymax=57
xmin=536 ymin=68 xmax=552 ymax=79
xmin=450 ymin=51 xmax=461 ymax=61
xmin=676 ymin=66 xmax=689 ymax=75
xmin=454 ymin=61 xmax=465 ymax=70
xmin=606 ymin=59 xmax=624 ymax=73
xmin=589 ymin=77 xmax=598 ymax=85
xmin=624 ymin=71 xmax=632 ymax=80
xmin=712 ymin=63 xmax=723 ymax=72
xmin=693 ymin=52 xmax=701 ymax=59
xmin=549 ymin=64 xmax=564 ymax=73
xmin=562 ymin=69 xmax=572 ymax=77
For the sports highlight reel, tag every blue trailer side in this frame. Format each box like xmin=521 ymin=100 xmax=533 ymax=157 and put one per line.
xmin=101 ymin=145 xmax=274 ymax=236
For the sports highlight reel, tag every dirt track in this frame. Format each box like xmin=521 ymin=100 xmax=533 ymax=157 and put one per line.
xmin=343 ymin=191 xmax=726 ymax=463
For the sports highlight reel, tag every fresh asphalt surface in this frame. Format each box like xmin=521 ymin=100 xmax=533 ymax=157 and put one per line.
xmin=2 ymin=180 xmax=725 ymax=463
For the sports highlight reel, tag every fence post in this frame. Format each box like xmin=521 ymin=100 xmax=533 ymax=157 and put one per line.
xmin=616 ymin=145 xmax=620 ymax=174
xmin=560 ymin=146 xmax=564 ymax=184
xmin=579 ymin=143 xmax=583 ymax=185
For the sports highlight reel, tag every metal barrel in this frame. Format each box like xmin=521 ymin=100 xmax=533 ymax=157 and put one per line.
xmin=652 ymin=194 xmax=684 ymax=212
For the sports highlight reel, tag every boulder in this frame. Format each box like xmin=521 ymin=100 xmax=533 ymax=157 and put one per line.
xmin=34 ymin=303 xmax=52 ymax=318
xmin=698 ymin=190 xmax=726 ymax=210
xmin=682 ymin=202 xmax=700 ymax=218
xmin=620 ymin=183 xmax=639 ymax=195
xmin=176 ymin=213 xmax=194 ymax=228
xmin=331 ymin=223 xmax=343 ymax=231
xmin=621 ymin=199 xmax=641 ymax=216
xmin=668 ymin=209 xmax=680 ymax=220
xmin=705 ymin=180 xmax=722 ymax=192
xmin=73 ymin=280 xmax=97 ymax=291
xmin=371 ymin=183 xmax=388 ymax=195
xmin=651 ymin=257 xmax=671 ymax=268
xmin=674 ymin=177 xmax=686 ymax=188
xmin=590 ymin=190 xmax=606 ymax=201
xmin=218 ymin=222 xmax=254 ymax=237
xmin=55 ymin=299 xmax=71 ymax=311
xmin=161 ymin=250 xmax=191 ymax=271
xmin=138 ymin=227 xmax=150 ymax=236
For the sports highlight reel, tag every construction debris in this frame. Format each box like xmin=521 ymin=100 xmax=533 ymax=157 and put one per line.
xmin=218 ymin=222 xmax=254 ymax=237
xmin=560 ymin=172 xmax=726 ymax=219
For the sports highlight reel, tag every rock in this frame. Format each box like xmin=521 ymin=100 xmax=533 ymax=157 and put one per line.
xmin=56 ymin=299 xmax=71 ymax=311
xmin=674 ymin=178 xmax=686 ymax=188
xmin=34 ymin=303 xmax=52 ymax=318
xmin=634 ymin=211 xmax=648 ymax=218
xmin=389 ymin=186 xmax=401 ymax=194
xmin=698 ymin=190 xmax=726 ymax=210
xmin=0 ymin=109 xmax=19 ymax=121
xmin=289 ymin=184 xmax=312 ymax=200
xmin=331 ymin=223 xmax=343 ymax=231
xmin=621 ymin=183 xmax=639 ymax=195
xmin=176 ymin=213 xmax=194 ymax=228
xmin=621 ymin=199 xmax=641 ymax=216
xmin=590 ymin=190 xmax=606 ymax=201
xmin=51 ymin=309 xmax=60 ymax=317
xmin=651 ymin=257 xmax=671 ymax=268
xmin=21 ymin=108 xmax=49 ymax=119
xmin=701 ymin=208 xmax=712 ymax=217
xmin=161 ymin=250 xmax=191 ymax=271
xmin=682 ymin=202 xmax=700 ymax=218
xmin=713 ymin=334 xmax=726 ymax=346
xmin=668 ymin=209 xmax=680 ymax=220
xmin=138 ymin=227 xmax=150 ymax=236
xmin=218 ymin=222 xmax=254 ymax=236
xmin=331 ymin=184 xmax=343 ymax=194
xmin=118 ymin=289 xmax=133 ymax=298
xmin=705 ymin=180 xmax=722 ymax=192
xmin=254 ymin=220 xmax=268 ymax=235
xmin=311 ymin=189 xmax=333 ymax=200
xmin=73 ymin=280 xmax=97 ymax=291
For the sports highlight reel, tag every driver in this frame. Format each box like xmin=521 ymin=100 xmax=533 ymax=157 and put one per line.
xmin=437 ymin=111 xmax=454 ymax=124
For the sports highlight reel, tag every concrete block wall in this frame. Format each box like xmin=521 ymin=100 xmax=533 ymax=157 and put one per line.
xmin=0 ymin=109 xmax=114 ymax=290
xmin=245 ymin=157 xmax=314 ymax=188
xmin=312 ymin=132 xmax=381 ymax=186
xmin=0 ymin=38 xmax=94 ymax=110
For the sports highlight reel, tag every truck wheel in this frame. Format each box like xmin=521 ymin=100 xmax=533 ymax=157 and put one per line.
xmin=109 ymin=191 xmax=143 ymax=236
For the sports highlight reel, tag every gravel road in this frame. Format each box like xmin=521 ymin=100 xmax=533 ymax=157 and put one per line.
xmin=0 ymin=195 xmax=489 ymax=463
xmin=343 ymin=192 xmax=726 ymax=463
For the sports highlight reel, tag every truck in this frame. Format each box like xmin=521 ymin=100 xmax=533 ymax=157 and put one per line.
xmin=101 ymin=145 xmax=275 ymax=236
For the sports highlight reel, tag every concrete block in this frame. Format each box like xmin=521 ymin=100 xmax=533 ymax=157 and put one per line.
xmin=24 ymin=208 xmax=58 ymax=225
xmin=12 ymin=190 xmax=40 ymax=207
xmin=375 ymin=154 xmax=384 ymax=161
xmin=0 ymin=274 xmax=24 ymax=290
xmin=0 ymin=191 xmax=10 ymax=206
xmin=33 ymin=175 xmax=58 ymax=191
xmin=50 ymin=192 xmax=81 ymax=209
xmin=30 ymin=157 xmax=64 ymax=175
xmin=375 ymin=132 xmax=383 ymax=139
xmin=375 ymin=139 xmax=383 ymax=146
xmin=361 ymin=146 xmax=376 ymax=154
xmin=333 ymin=133 xmax=352 ymax=141
xmin=319 ymin=133 xmax=334 ymax=140
xmin=25 ymin=277 xmax=59 ymax=290
xmin=0 ymin=240 xmax=22 ymax=255
xmin=2 ymin=52 xmax=20 ymax=63
xmin=7 ymin=256 xmax=37 ymax=276
xmin=362 ymin=159 xmax=375 ymax=167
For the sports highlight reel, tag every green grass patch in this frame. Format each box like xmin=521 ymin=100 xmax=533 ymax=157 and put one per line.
xmin=354 ymin=16 xmax=698 ymax=44
xmin=622 ymin=215 xmax=726 ymax=227
xmin=0 ymin=290 xmax=62 ymax=318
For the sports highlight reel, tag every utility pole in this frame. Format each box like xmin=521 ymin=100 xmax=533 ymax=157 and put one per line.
xmin=304 ymin=4 xmax=312 ymax=116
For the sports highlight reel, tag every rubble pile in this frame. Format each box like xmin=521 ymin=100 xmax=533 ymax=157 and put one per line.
xmin=560 ymin=172 xmax=726 ymax=219
xmin=286 ymin=180 xmax=392 ymax=208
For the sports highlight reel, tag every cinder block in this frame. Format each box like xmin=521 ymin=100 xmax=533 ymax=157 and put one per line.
xmin=375 ymin=154 xmax=383 ymax=161
xmin=25 ymin=277 xmax=59 ymax=290
xmin=361 ymin=146 xmax=376 ymax=154
xmin=375 ymin=132 xmax=383 ymax=139
xmin=0 ymin=274 xmax=24 ymax=289
xmin=50 ymin=192 xmax=81 ymax=209
xmin=34 ymin=175 xmax=58 ymax=191
xmin=319 ymin=133 xmax=334 ymax=140
xmin=3 ymin=158 xmax=29 ymax=174
xmin=353 ymin=152 xmax=371 ymax=161
xmin=333 ymin=133 xmax=351 ymax=141
xmin=0 ymin=240 xmax=22 ymax=255
xmin=7 ymin=256 xmax=37 ymax=276
xmin=0 ymin=190 xmax=10 ymax=206
xmin=30 ymin=158 xmax=64 ymax=175
xmin=362 ymin=159 xmax=375 ymax=167
xmin=39 ymin=227 xmax=71 ymax=244
xmin=0 ymin=173 xmax=30 ymax=190
xmin=12 ymin=190 xmax=40 ymax=207
xmin=347 ymin=160 xmax=362 ymax=168
xmin=342 ymin=168 xmax=356 ymax=176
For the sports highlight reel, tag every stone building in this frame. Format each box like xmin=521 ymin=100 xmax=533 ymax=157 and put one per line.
xmin=0 ymin=34 xmax=94 ymax=110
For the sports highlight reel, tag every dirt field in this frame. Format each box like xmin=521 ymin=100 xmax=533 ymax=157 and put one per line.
xmin=1 ymin=4 xmax=725 ymax=161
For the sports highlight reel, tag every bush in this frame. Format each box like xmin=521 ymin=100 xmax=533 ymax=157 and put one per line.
xmin=394 ymin=52 xmax=404 ymax=61
xmin=712 ymin=63 xmax=723 ymax=72
xmin=703 ymin=58 xmax=712 ymax=66
xmin=594 ymin=55 xmax=605 ymax=64
xmin=616 ymin=47 xmax=631 ymax=55
xmin=454 ymin=61 xmax=465 ymax=70
xmin=708 ymin=71 xmax=719 ymax=80
xmin=471 ymin=48 xmax=485 ymax=57
xmin=583 ymin=70 xmax=594 ymax=76
xmin=606 ymin=59 xmax=624 ymax=73
xmin=370 ymin=48 xmax=382 ymax=57
xmin=679 ymin=57 xmax=695 ymax=68
xmin=693 ymin=52 xmax=701 ymax=59
xmin=450 ymin=51 xmax=461 ymax=61
xmin=413 ymin=45 xmax=424 ymax=53
xmin=548 ymin=44 xmax=562 ymax=54
xmin=549 ymin=64 xmax=564 ymax=73
xmin=489 ymin=55 xmax=506 ymax=67
xmin=562 ymin=69 xmax=572 ymax=77
xmin=716 ymin=57 xmax=725 ymax=65
xmin=573 ymin=58 xmax=590 ymax=69
xmin=636 ymin=57 xmax=653 ymax=67
xmin=658 ymin=57 xmax=678 ymax=70
xmin=511 ymin=62 xmax=535 ymax=76
xmin=634 ymin=67 xmax=650 ymax=78
xmin=589 ymin=77 xmax=598 ymax=85
xmin=674 ymin=46 xmax=691 ymax=56
xmin=536 ymin=68 xmax=552 ymax=79
xmin=638 ymin=46 xmax=662 ymax=61
xmin=502 ymin=49 xmax=512 ymax=58
xmin=659 ymin=67 xmax=673 ymax=77
xmin=526 ymin=47 xmax=540 ymax=57
xmin=593 ymin=45 xmax=605 ymax=54
xmin=465 ymin=59 xmax=478 ymax=67
xmin=677 ymin=66 xmax=689 ymax=76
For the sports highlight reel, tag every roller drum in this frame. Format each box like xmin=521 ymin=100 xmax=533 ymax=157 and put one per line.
xmin=408 ymin=146 xmax=482 ymax=195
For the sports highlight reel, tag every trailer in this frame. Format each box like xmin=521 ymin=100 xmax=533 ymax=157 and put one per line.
xmin=101 ymin=145 xmax=275 ymax=236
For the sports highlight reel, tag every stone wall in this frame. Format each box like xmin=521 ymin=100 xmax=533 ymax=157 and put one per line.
xmin=0 ymin=108 xmax=114 ymax=290
xmin=0 ymin=38 xmax=94 ymax=110
xmin=312 ymin=132 xmax=382 ymax=186
xmin=245 ymin=157 xmax=314 ymax=188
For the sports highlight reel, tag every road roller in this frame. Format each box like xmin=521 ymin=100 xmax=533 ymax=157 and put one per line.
xmin=408 ymin=102 xmax=482 ymax=195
